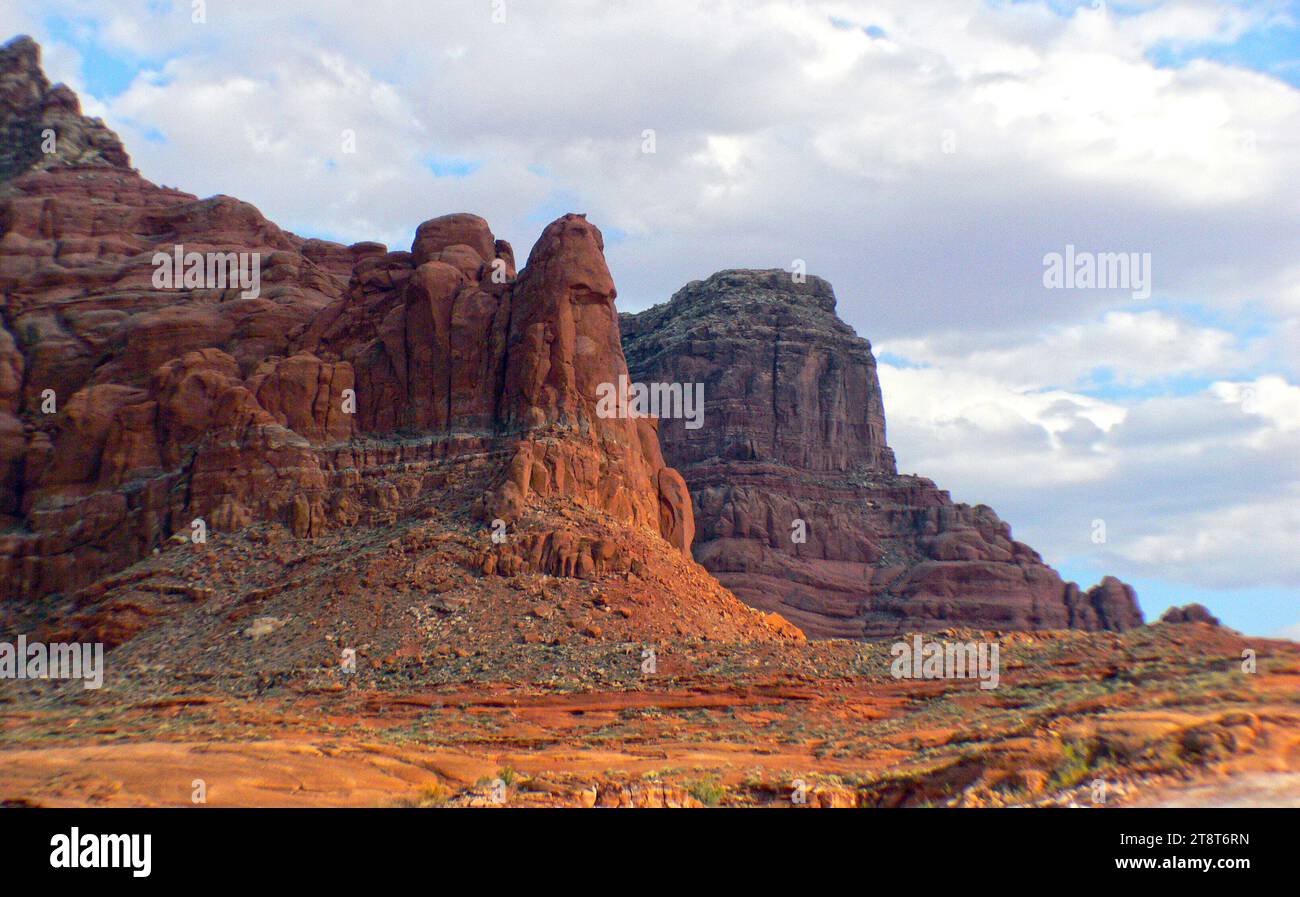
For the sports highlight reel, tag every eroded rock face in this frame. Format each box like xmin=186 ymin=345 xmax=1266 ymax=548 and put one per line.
xmin=296 ymin=211 xmax=692 ymax=553
xmin=0 ymin=41 xmax=697 ymax=602
xmin=622 ymin=269 xmax=1144 ymax=637
xmin=0 ymin=159 xmax=359 ymax=595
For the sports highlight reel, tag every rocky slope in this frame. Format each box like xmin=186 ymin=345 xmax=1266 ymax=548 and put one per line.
xmin=622 ymin=270 xmax=1143 ymax=638
xmin=0 ymin=36 xmax=795 ymax=645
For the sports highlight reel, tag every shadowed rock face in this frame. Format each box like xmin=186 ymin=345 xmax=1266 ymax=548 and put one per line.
xmin=0 ymin=36 xmax=131 ymax=181
xmin=622 ymin=269 xmax=1144 ymax=638
xmin=0 ymin=51 xmax=359 ymax=596
xmin=0 ymin=38 xmax=696 ymax=601
xmin=621 ymin=270 xmax=895 ymax=474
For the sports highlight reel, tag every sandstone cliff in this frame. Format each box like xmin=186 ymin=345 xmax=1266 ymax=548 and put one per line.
xmin=0 ymin=37 xmax=746 ymax=643
xmin=622 ymin=269 xmax=1144 ymax=637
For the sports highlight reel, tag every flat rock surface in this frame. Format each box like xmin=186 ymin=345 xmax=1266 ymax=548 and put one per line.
xmin=1131 ymin=773 xmax=1300 ymax=808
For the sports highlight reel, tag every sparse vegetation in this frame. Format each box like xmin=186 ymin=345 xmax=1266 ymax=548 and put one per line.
xmin=1050 ymin=739 xmax=1096 ymax=790
xmin=686 ymin=777 xmax=726 ymax=806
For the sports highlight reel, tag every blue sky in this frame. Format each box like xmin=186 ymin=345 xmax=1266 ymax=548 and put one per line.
xmin=1149 ymin=16 xmax=1300 ymax=86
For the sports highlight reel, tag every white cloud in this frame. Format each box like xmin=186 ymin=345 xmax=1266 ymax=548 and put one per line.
xmin=1113 ymin=490 xmax=1300 ymax=589
xmin=879 ymin=309 xmax=1261 ymax=390
xmin=1211 ymin=375 xmax=1300 ymax=432
xmin=881 ymin=342 xmax=1300 ymax=591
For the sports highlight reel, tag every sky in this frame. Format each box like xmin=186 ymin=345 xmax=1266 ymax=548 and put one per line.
xmin=4 ymin=0 xmax=1296 ymax=637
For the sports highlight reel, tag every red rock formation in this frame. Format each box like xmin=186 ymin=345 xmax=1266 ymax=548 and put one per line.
xmin=0 ymin=39 xmax=699 ymax=604
xmin=622 ymin=269 xmax=1144 ymax=637
xmin=486 ymin=214 xmax=690 ymax=549
xmin=1159 ymin=603 xmax=1221 ymax=626
xmin=296 ymin=211 xmax=693 ymax=553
